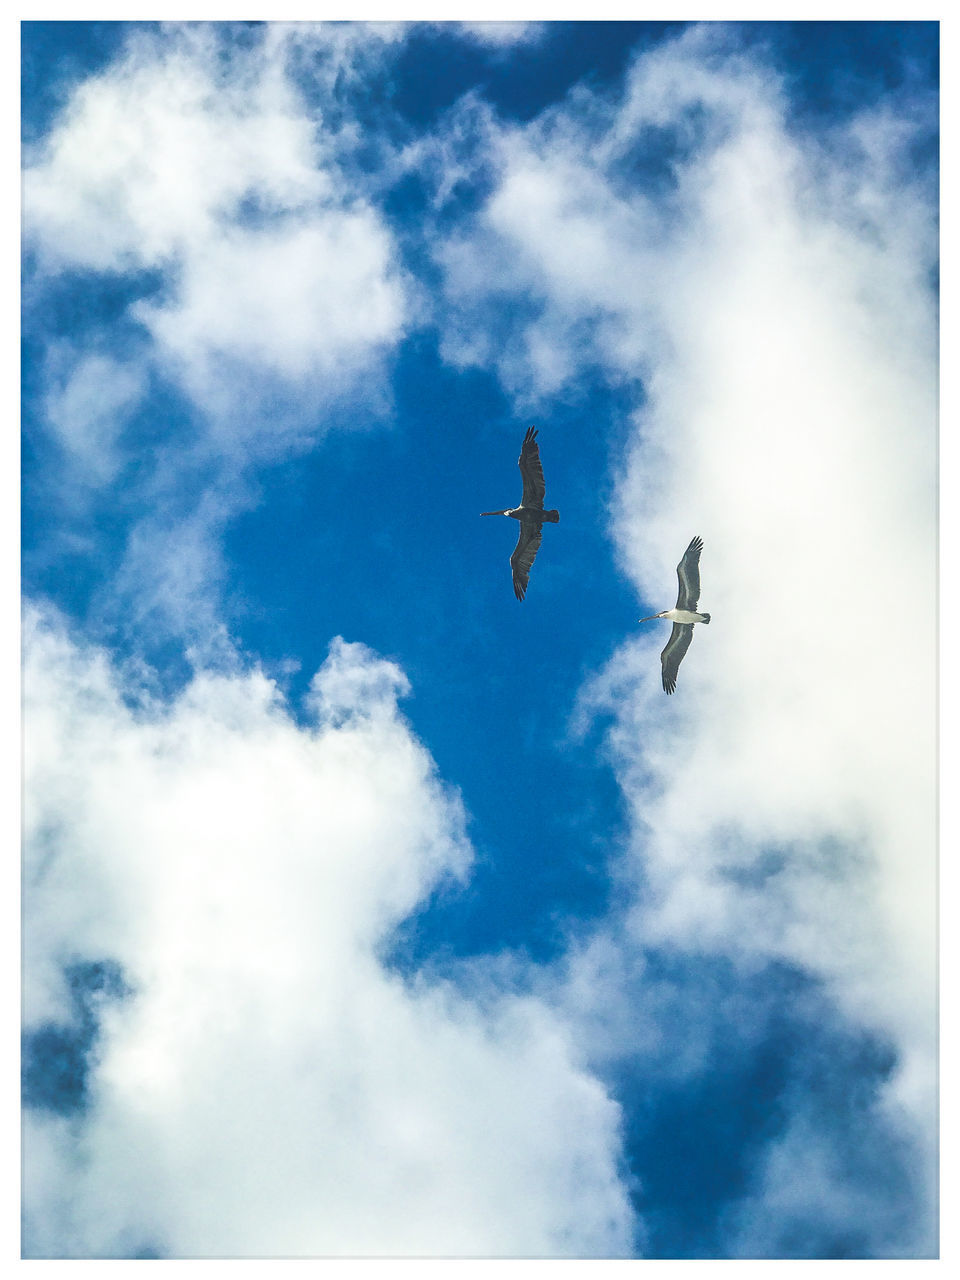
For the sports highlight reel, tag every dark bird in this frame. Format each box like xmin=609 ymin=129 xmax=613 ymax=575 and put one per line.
xmin=482 ymin=427 xmax=560 ymax=600
xmin=639 ymin=536 xmax=711 ymax=693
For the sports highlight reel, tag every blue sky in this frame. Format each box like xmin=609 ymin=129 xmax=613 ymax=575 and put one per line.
xmin=20 ymin=17 xmax=939 ymax=1261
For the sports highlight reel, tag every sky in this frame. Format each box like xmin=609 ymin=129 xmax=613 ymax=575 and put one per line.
xmin=19 ymin=15 xmax=940 ymax=1262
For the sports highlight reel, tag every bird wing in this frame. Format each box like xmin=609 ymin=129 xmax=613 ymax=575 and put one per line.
xmin=518 ymin=427 xmax=546 ymax=509
xmin=676 ymin=536 xmax=704 ymax=611
xmin=510 ymin=522 xmax=543 ymax=601
xmin=660 ymin=622 xmax=694 ymax=694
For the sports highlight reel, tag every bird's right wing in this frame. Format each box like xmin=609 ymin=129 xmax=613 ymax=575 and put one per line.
xmin=676 ymin=536 xmax=704 ymax=611
xmin=518 ymin=427 xmax=546 ymax=509
xmin=660 ymin=622 xmax=694 ymax=694
xmin=510 ymin=522 xmax=543 ymax=601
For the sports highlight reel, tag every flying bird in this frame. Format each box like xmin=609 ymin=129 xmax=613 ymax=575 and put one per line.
xmin=482 ymin=427 xmax=560 ymax=600
xmin=639 ymin=536 xmax=711 ymax=694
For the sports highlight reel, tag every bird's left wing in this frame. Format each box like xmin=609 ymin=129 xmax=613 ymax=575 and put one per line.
xmin=676 ymin=536 xmax=703 ymax=611
xmin=510 ymin=522 xmax=543 ymax=601
xmin=660 ymin=622 xmax=694 ymax=694
xmin=518 ymin=427 xmax=546 ymax=509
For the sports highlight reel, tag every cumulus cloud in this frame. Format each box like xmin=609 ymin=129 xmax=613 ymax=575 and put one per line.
xmin=22 ymin=22 xmax=413 ymax=642
xmin=21 ymin=604 xmax=635 ymax=1258
xmin=436 ymin=120 xmax=666 ymax=402
xmin=23 ymin=23 xmax=409 ymax=431
xmin=134 ymin=213 xmax=405 ymax=425
xmin=433 ymin=23 xmax=938 ymax=1253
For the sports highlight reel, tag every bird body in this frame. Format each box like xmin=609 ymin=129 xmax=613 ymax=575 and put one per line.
xmin=502 ymin=505 xmax=560 ymax=523
xmin=481 ymin=506 xmax=560 ymax=524
xmin=655 ymin=608 xmax=710 ymax=625
xmin=482 ymin=428 xmax=559 ymax=600
xmin=639 ymin=536 xmax=710 ymax=693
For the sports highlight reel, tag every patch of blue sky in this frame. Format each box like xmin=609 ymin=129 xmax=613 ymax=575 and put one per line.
xmin=388 ymin=21 xmax=689 ymax=128
xmin=222 ymin=341 xmax=633 ymax=959
xmin=765 ymin=20 xmax=938 ymax=121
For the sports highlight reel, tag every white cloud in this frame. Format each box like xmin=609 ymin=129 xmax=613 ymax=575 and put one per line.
xmin=23 ymin=23 xmax=409 ymax=435
xmin=23 ymin=26 xmax=326 ymax=273
xmin=100 ymin=491 xmax=243 ymax=654
xmin=134 ymin=213 xmax=406 ymax=424
xmin=43 ymin=349 xmax=149 ymax=483
xmin=22 ymin=23 xmax=412 ymax=640
xmin=455 ymin=22 xmax=546 ymax=49
xmin=435 ymin=116 xmax=665 ymax=402
xmin=21 ymin=604 xmax=635 ymax=1258
xmin=434 ymin=23 xmax=938 ymax=1251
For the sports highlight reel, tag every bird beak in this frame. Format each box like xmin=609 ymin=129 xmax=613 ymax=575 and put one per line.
xmin=638 ymin=615 xmax=657 ymax=623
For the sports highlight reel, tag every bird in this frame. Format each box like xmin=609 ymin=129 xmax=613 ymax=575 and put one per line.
xmin=639 ymin=536 xmax=711 ymax=694
xmin=482 ymin=427 xmax=559 ymax=600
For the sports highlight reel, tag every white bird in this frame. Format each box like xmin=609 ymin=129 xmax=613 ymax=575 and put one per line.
xmin=639 ymin=536 xmax=711 ymax=694
xmin=482 ymin=427 xmax=559 ymax=600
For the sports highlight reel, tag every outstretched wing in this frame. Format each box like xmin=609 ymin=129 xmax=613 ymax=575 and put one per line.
xmin=660 ymin=622 xmax=694 ymax=694
xmin=676 ymin=536 xmax=703 ymax=611
xmin=510 ymin=522 xmax=543 ymax=601
xmin=518 ymin=427 xmax=546 ymax=510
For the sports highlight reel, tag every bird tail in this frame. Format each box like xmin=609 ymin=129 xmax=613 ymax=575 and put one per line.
xmin=541 ymin=509 xmax=560 ymax=523
xmin=700 ymin=613 xmax=711 ymax=624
